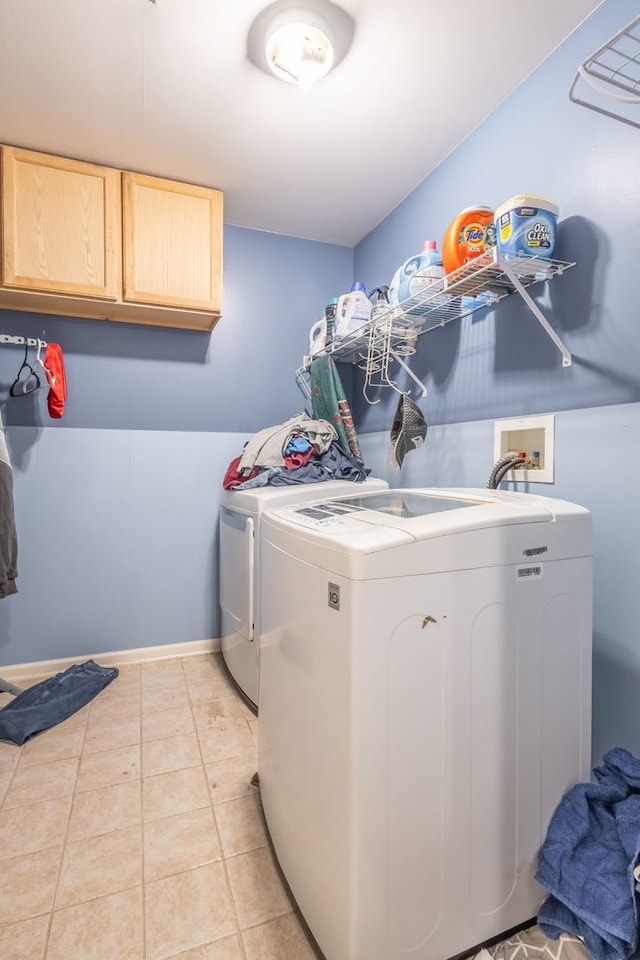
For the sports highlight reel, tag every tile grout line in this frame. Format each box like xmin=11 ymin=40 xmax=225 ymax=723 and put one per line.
xmin=42 ymin=690 xmax=92 ymax=960
xmin=45 ymin=664 xmax=144 ymax=956
xmin=183 ymin=654 xmax=250 ymax=960
xmin=0 ymin=747 xmax=20 ymax=814
xmin=141 ymin=655 xmax=241 ymax=957
xmin=0 ymin=673 xmax=41 ymax=810
xmin=134 ymin=661 xmax=146 ymax=960
xmin=0 ymin=679 xmax=91 ymax=947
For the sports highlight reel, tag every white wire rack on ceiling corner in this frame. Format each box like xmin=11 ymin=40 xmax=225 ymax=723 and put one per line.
xmin=569 ymin=13 xmax=640 ymax=129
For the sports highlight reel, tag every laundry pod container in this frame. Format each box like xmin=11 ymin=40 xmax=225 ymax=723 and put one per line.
xmin=494 ymin=195 xmax=559 ymax=259
xmin=442 ymin=206 xmax=495 ymax=274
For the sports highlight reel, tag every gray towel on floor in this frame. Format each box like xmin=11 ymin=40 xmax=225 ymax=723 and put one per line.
xmin=0 ymin=660 xmax=119 ymax=745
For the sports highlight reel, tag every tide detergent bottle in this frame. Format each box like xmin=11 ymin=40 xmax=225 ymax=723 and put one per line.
xmin=388 ymin=241 xmax=444 ymax=307
xmin=442 ymin=206 xmax=496 ymax=274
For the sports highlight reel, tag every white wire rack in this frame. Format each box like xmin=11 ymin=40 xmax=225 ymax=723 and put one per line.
xmin=335 ymin=253 xmax=572 ymax=358
xmin=300 ymin=250 xmax=576 ymax=403
xmin=569 ymin=14 xmax=640 ymax=129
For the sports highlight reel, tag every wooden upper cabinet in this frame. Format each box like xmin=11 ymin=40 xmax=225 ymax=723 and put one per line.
xmin=0 ymin=147 xmax=223 ymax=329
xmin=1 ymin=146 xmax=121 ymax=299
xmin=123 ymin=172 xmax=223 ymax=313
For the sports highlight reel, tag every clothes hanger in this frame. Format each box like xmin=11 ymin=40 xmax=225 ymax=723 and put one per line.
xmin=9 ymin=341 xmax=40 ymax=397
xmin=33 ymin=338 xmax=52 ymax=381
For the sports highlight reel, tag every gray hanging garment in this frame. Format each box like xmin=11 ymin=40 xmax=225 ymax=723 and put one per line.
xmin=389 ymin=395 xmax=428 ymax=470
xmin=0 ymin=408 xmax=18 ymax=598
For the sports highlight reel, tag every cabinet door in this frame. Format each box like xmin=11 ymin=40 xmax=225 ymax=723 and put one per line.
xmin=123 ymin=172 xmax=223 ymax=313
xmin=1 ymin=146 xmax=121 ymax=299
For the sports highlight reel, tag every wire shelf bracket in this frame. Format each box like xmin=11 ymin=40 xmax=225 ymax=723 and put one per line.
xmin=295 ymin=365 xmax=311 ymax=400
xmin=569 ymin=14 xmax=640 ymax=130
xmin=390 ymin=349 xmax=427 ymax=397
xmin=499 ymin=259 xmax=572 ymax=368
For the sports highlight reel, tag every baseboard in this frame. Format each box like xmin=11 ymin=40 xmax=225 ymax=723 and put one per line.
xmin=0 ymin=637 xmax=221 ymax=681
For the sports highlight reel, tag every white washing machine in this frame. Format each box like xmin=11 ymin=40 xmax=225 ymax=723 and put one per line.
xmin=219 ymin=477 xmax=388 ymax=710
xmin=258 ymin=487 xmax=593 ymax=960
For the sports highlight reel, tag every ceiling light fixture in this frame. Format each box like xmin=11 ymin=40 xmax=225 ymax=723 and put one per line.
xmin=247 ymin=0 xmax=354 ymax=89
xmin=266 ymin=12 xmax=334 ymax=88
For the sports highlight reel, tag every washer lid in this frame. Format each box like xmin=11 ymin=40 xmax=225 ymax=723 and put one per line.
xmin=261 ymin=488 xmax=592 ymax=579
xmin=322 ymin=490 xmax=479 ymax=519
xmin=221 ymin=476 xmax=387 ymax=515
xmin=270 ymin=488 xmax=556 ymax=538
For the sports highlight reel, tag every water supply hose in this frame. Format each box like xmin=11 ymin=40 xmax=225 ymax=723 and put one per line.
xmin=487 ymin=452 xmax=527 ymax=490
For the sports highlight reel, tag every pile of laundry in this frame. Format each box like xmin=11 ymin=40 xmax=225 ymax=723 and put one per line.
xmin=223 ymin=413 xmax=368 ymax=490
xmin=536 ymin=747 xmax=640 ymax=960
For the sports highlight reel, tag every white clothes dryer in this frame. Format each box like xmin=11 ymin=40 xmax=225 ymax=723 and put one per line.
xmin=258 ymin=487 xmax=593 ymax=960
xmin=219 ymin=477 xmax=388 ymax=710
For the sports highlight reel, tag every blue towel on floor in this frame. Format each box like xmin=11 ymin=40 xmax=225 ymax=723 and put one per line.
xmin=536 ymin=747 xmax=640 ymax=960
xmin=0 ymin=660 xmax=118 ymax=745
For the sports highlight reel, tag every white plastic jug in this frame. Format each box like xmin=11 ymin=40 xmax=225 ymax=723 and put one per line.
xmin=335 ymin=282 xmax=372 ymax=339
xmin=389 ymin=241 xmax=444 ymax=306
xmin=308 ymin=318 xmax=327 ymax=357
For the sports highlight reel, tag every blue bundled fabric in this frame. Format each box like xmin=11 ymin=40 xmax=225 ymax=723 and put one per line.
xmin=536 ymin=747 xmax=640 ymax=960
xmin=233 ymin=442 xmax=369 ymax=490
xmin=270 ymin=443 xmax=368 ymax=485
xmin=0 ymin=660 xmax=119 ymax=745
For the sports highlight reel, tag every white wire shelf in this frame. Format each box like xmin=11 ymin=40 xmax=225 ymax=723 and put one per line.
xmin=315 ymin=250 xmax=576 ymax=366
xmin=298 ymin=250 xmax=576 ymax=404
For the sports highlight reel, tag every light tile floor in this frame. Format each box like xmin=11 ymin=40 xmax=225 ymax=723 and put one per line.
xmin=0 ymin=654 xmax=323 ymax=960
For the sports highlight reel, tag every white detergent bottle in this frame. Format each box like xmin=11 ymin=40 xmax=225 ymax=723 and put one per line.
xmin=388 ymin=240 xmax=444 ymax=307
xmin=308 ymin=317 xmax=327 ymax=357
xmin=335 ymin=282 xmax=372 ymax=341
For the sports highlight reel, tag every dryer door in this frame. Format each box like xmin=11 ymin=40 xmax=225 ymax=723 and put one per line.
xmin=220 ymin=507 xmax=255 ymax=643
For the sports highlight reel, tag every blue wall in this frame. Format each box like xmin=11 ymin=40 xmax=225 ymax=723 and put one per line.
xmin=0 ymin=226 xmax=352 ymax=666
xmin=351 ymin=0 xmax=640 ymax=763
xmin=353 ymin=0 xmax=640 ymax=432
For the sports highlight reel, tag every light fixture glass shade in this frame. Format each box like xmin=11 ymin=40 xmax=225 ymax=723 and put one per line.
xmin=265 ymin=20 xmax=334 ymax=88
xmin=247 ymin=1 xmax=354 ymax=89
